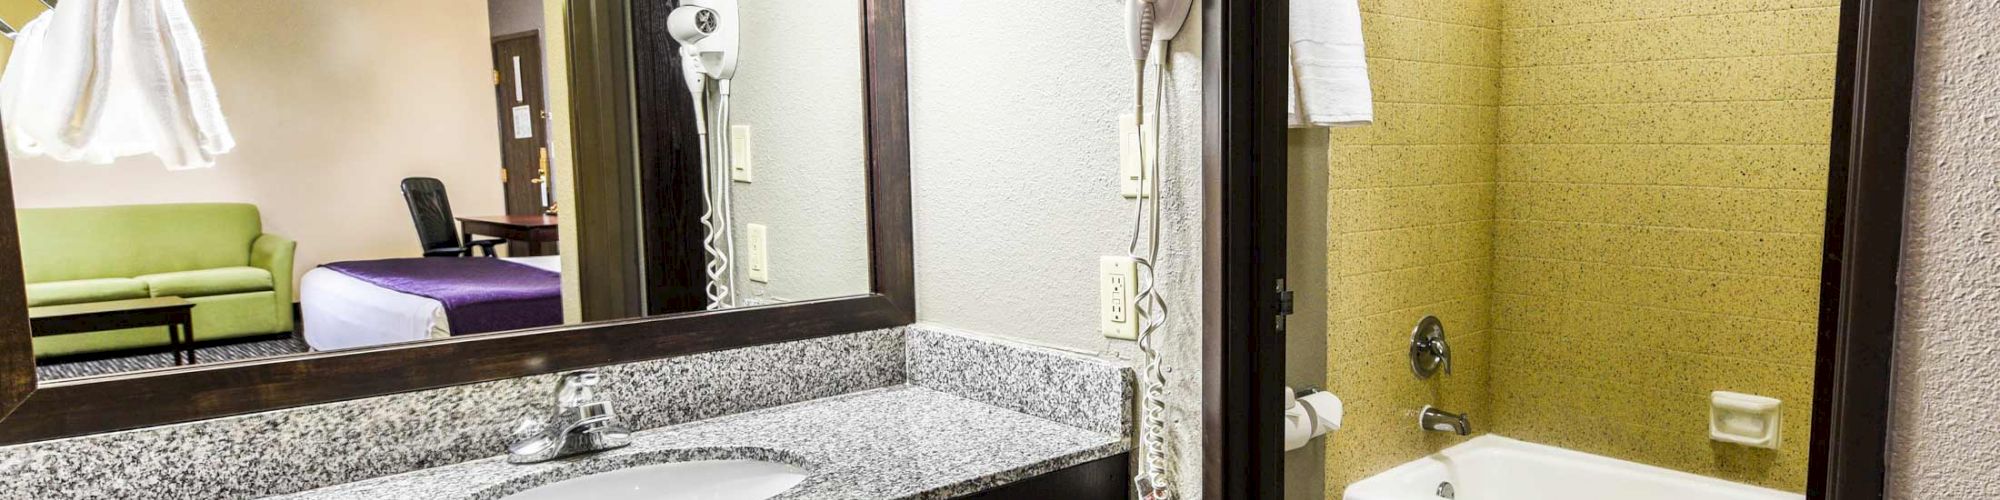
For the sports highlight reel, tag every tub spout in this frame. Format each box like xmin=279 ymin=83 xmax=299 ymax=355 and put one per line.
xmin=1419 ymin=406 xmax=1471 ymax=436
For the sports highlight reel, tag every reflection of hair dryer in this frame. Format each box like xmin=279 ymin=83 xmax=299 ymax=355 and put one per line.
xmin=680 ymin=46 xmax=709 ymax=133
xmin=670 ymin=0 xmax=741 ymax=310
xmin=668 ymin=0 xmax=738 ymax=81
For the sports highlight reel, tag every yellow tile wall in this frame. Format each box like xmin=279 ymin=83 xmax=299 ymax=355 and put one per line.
xmin=1321 ymin=0 xmax=1499 ymax=495
xmin=1320 ymin=0 xmax=1834 ymax=494
xmin=1487 ymin=0 xmax=1836 ymax=491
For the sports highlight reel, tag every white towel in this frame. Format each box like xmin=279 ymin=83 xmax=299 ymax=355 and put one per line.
xmin=1 ymin=0 xmax=234 ymax=170
xmin=1288 ymin=0 xmax=1373 ymax=128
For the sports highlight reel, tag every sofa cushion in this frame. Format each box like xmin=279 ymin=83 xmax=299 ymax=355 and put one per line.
xmin=136 ymin=267 xmax=274 ymax=298
xmin=24 ymin=278 xmax=153 ymax=307
xmin=17 ymin=203 xmax=263 ymax=283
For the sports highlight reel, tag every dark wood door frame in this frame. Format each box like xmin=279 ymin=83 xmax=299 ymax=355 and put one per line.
xmin=1808 ymin=0 xmax=1921 ymax=498
xmin=1205 ymin=0 xmax=1921 ymax=498
xmin=0 ymin=0 xmax=913 ymax=445
xmin=1202 ymin=0 xmax=1287 ymax=498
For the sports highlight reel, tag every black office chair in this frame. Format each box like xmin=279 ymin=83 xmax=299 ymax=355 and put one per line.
xmin=400 ymin=177 xmax=503 ymax=257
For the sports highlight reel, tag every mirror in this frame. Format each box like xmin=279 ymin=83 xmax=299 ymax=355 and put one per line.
xmin=2 ymin=0 xmax=872 ymax=381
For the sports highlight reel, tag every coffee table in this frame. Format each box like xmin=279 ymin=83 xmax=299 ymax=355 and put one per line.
xmin=29 ymin=297 xmax=198 ymax=365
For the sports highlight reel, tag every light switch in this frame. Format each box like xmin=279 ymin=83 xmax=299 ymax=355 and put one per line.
xmin=746 ymin=223 xmax=770 ymax=283
xmin=731 ymin=125 xmax=754 ymax=183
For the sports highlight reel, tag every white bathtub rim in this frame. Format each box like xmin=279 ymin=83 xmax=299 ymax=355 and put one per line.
xmin=1341 ymin=434 xmax=1804 ymax=500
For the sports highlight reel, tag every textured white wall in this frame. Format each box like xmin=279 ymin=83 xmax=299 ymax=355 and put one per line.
xmin=728 ymin=0 xmax=872 ymax=304
xmin=1890 ymin=0 xmax=2000 ymax=497
xmin=905 ymin=2 xmax=1207 ymax=496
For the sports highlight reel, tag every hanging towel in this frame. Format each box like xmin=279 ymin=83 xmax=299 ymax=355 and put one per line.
xmin=1288 ymin=0 xmax=1373 ymax=128
xmin=1 ymin=0 xmax=234 ymax=170
xmin=0 ymin=11 xmax=59 ymax=157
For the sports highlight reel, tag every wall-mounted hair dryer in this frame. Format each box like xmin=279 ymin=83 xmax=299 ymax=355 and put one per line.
xmin=1122 ymin=1 xmax=1193 ymax=500
xmin=1126 ymin=0 xmax=1194 ymax=63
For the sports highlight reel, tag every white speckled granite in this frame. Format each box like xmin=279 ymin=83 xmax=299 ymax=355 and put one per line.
xmin=0 ymin=328 xmax=905 ymax=500
xmin=906 ymin=325 xmax=1132 ymax=436
xmin=1 ymin=326 xmax=1134 ymax=500
xmin=271 ymin=386 xmax=1127 ymax=500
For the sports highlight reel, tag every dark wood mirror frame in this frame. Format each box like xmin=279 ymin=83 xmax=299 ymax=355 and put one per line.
xmin=0 ymin=0 xmax=912 ymax=444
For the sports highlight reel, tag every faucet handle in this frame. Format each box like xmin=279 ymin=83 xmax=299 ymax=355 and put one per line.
xmin=1409 ymin=316 xmax=1453 ymax=379
xmin=511 ymin=415 xmax=547 ymax=440
xmin=556 ymin=371 xmax=604 ymax=408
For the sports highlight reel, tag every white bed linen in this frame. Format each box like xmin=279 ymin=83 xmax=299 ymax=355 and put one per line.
xmin=301 ymin=256 xmax=561 ymax=352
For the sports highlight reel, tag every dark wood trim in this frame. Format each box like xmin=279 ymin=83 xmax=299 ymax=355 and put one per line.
xmin=0 ymin=0 xmax=915 ymax=444
xmin=1808 ymin=0 xmax=1921 ymax=498
xmin=1202 ymin=0 xmax=1287 ymax=498
xmin=955 ymin=453 xmax=1131 ymax=500
xmin=863 ymin=0 xmax=915 ymax=316
xmin=568 ymin=0 xmax=648 ymax=321
xmin=0 ymin=148 xmax=34 ymax=421
xmin=630 ymin=0 xmax=710 ymax=316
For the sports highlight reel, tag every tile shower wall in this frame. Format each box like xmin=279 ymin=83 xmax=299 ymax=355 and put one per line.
xmin=1320 ymin=0 xmax=1499 ymax=494
xmin=1487 ymin=0 xmax=1835 ymax=491
xmin=1314 ymin=0 xmax=1835 ymax=494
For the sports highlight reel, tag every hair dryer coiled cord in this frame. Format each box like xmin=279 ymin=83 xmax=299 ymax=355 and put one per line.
xmin=1129 ymin=4 xmax=1176 ymax=495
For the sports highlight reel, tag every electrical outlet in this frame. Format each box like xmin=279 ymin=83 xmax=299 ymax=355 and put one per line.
xmin=730 ymin=125 xmax=754 ymax=182
xmin=1101 ymin=256 xmax=1139 ymax=340
xmin=746 ymin=223 xmax=770 ymax=283
xmin=1118 ymin=113 xmax=1157 ymax=199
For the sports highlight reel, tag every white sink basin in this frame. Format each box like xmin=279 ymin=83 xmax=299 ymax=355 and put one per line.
xmin=500 ymin=459 xmax=809 ymax=500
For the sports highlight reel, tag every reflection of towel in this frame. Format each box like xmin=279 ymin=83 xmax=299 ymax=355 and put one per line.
xmin=1287 ymin=0 xmax=1373 ymax=128
xmin=0 ymin=0 xmax=234 ymax=169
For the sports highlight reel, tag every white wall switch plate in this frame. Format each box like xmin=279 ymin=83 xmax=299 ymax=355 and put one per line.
xmin=730 ymin=125 xmax=754 ymax=183
xmin=1118 ymin=113 xmax=1157 ymax=199
xmin=1100 ymin=256 xmax=1139 ymax=340
xmin=746 ymin=223 xmax=770 ymax=283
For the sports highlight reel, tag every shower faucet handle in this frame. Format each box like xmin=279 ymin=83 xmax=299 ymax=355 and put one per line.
xmin=1409 ymin=315 xmax=1452 ymax=379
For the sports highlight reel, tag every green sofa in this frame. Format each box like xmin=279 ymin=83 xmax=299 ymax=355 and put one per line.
xmin=18 ymin=203 xmax=296 ymax=358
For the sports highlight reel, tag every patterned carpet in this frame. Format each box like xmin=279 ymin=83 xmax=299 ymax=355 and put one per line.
xmin=36 ymin=337 xmax=312 ymax=381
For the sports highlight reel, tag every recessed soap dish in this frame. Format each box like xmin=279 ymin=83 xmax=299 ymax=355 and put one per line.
xmin=1710 ymin=391 xmax=1782 ymax=449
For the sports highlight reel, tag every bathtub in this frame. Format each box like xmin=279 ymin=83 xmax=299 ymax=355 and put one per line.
xmin=1343 ymin=436 xmax=1803 ymax=500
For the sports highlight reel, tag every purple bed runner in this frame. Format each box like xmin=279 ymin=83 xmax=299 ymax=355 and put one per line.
xmin=321 ymin=258 xmax=561 ymax=336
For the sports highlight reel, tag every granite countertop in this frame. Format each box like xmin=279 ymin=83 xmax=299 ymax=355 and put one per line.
xmin=273 ymin=385 xmax=1129 ymax=500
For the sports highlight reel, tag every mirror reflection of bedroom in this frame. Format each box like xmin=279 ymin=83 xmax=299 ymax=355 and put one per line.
xmin=1 ymin=0 xmax=871 ymax=380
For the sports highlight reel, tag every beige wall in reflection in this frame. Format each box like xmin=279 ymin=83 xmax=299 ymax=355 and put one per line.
xmin=5 ymin=0 xmax=507 ymax=296
xmin=540 ymin=0 xmax=582 ymax=323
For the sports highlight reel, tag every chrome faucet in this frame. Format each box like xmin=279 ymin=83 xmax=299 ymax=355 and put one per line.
xmin=508 ymin=371 xmax=633 ymax=464
xmin=1419 ymin=406 xmax=1472 ymax=436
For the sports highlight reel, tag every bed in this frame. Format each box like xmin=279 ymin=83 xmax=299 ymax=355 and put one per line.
xmin=301 ymin=256 xmax=562 ymax=351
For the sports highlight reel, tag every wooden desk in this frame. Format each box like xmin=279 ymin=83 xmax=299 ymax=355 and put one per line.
xmin=457 ymin=214 xmax=560 ymax=256
xmin=30 ymin=297 xmax=197 ymax=365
